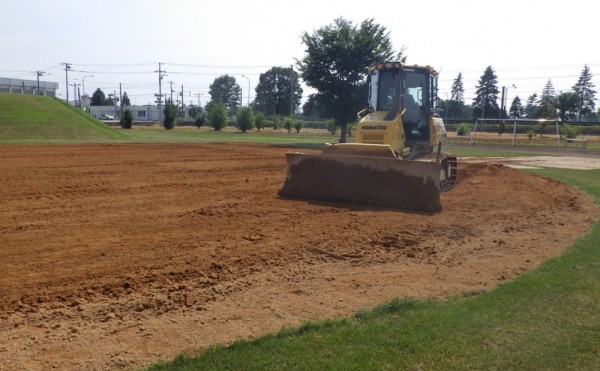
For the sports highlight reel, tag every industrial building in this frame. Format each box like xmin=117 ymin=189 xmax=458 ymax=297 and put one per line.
xmin=0 ymin=77 xmax=59 ymax=96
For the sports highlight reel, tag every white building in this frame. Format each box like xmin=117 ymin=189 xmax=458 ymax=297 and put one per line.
xmin=0 ymin=77 xmax=59 ymax=96
xmin=89 ymin=105 xmax=192 ymax=122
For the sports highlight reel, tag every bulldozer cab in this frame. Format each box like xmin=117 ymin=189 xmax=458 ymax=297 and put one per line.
xmin=368 ymin=64 xmax=439 ymax=145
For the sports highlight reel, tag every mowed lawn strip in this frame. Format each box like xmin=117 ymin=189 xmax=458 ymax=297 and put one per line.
xmin=148 ymin=167 xmax=600 ymax=370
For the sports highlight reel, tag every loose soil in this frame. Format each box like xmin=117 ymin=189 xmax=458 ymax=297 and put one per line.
xmin=0 ymin=143 xmax=597 ymax=370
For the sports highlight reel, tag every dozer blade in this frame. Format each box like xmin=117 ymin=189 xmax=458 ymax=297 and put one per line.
xmin=278 ymin=152 xmax=443 ymax=212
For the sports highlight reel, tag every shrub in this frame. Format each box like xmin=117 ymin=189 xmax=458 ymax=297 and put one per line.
xmin=456 ymin=123 xmax=472 ymax=136
xmin=120 ymin=109 xmax=133 ymax=129
xmin=538 ymin=121 xmax=548 ymax=136
xmin=208 ymin=103 xmax=228 ymax=131
xmin=327 ymin=119 xmax=337 ymax=135
xmin=255 ymin=112 xmax=266 ymax=132
xmin=561 ymin=124 xmax=580 ymax=139
xmin=527 ymin=129 xmax=534 ymax=140
xmin=272 ymin=116 xmax=281 ymax=130
xmin=163 ymin=99 xmax=178 ymax=130
xmin=236 ymin=107 xmax=255 ymax=133
xmin=283 ymin=118 xmax=293 ymax=134
xmin=194 ymin=112 xmax=207 ymax=129
xmin=347 ymin=123 xmax=356 ymax=137
xmin=293 ymin=120 xmax=303 ymax=133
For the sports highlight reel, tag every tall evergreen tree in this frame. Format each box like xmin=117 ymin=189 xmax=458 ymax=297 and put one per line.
xmin=572 ymin=64 xmax=596 ymax=120
xmin=537 ymin=79 xmax=556 ymax=119
xmin=450 ymin=72 xmax=464 ymax=102
xmin=121 ymin=92 xmax=131 ymax=106
xmin=473 ymin=66 xmax=500 ymax=119
xmin=524 ymin=93 xmax=539 ymax=118
xmin=447 ymin=72 xmax=465 ymax=118
xmin=90 ymin=88 xmax=106 ymax=106
xmin=509 ymin=96 xmax=524 ymax=118
xmin=540 ymin=79 xmax=556 ymax=102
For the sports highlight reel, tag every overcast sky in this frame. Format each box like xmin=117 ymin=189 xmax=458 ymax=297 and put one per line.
xmin=1 ymin=0 xmax=598 ymax=108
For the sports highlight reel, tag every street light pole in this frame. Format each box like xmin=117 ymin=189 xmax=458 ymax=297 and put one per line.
xmin=82 ymin=75 xmax=94 ymax=96
xmin=241 ymin=75 xmax=250 ymax=106
xmin=36 ymin=71 xmax=45 ymax=95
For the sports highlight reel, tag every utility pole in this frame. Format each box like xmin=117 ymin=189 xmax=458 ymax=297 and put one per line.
xmin=155 ymin=63 xmax=167 ymax=125
xmin=181 ymin=84 xmax=184 ymax=116
xmin=36 ymin=71 xmax=45 ymax=95
xmin=77 ymin=86 xmax=81 ymax=109
xmin=500 ymin=86 xmax=506 ymax=119
xmin=289 ymin=65 xmax=294 ymax=117
xmin=70 ymin=83 xmax=80 ymax=107
xmin=169 ymin=81 xmax=174 ymax=102
xmin=63 ymin=63 xmax=71 ymax=102
xmin=119 ymin=83 xmax=123 ymax=119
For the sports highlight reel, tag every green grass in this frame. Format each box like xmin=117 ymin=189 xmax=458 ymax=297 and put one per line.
xmin=148 ymin=167 xmax=600 ymax=370
xmin=0 ymin=93 xmax=125 ymax=143
xmin=0 ymin=93 xmax=333 ymax=147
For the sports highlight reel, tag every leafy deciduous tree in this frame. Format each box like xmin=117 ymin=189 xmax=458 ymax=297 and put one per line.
xmin=208 ymin=75 xmax=241 ymax=115
xmin=298 ymin=17 xmax=396 ymax=143
xmin=555 ymin=91 xmax=580 ymax=122
xmin=254 ymin=67 xmax=303 ymax=116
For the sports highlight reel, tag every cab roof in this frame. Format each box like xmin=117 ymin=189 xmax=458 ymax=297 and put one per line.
xmin=368 ymin=62 xmax=438 ymax=76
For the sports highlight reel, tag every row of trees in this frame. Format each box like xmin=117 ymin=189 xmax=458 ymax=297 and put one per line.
xmin=90 ymin=89 xmax=131 ymax=106
xmin=446 ymin=65 xmax=597 ymax=121
xmin=108 ymin=17 xmax=598 ymax=136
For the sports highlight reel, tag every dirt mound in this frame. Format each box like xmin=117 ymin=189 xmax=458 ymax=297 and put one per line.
xmin=0 ymin=143 xmax=597 ymax=370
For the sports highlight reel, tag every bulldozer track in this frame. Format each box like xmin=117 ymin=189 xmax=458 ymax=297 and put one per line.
xmin=441 ymin=155 xmax=458 ymax=192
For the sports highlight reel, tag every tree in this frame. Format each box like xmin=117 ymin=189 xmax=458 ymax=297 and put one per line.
xmin=120 ymin=109 xmax=133 ymax=129
xmin=302 ymin=94 xmax=323 ymax=118
xmin=194 ymin=112 xmax=208 ymax=129
xmin=254 ymin=67 xmax=303 ymax=116
xmin=254 ymin=112 xmax=266 ymax=131
xmin=163 ymin=98 xmax=178 ymax=130
xmin=509 ymin=96 xmax=524 ymax=118
xmin=572 ymin=64 xmax=597 ymax=120
xmin=447 ymin=72 xmax=465 ymax=118
xmin=524 ymin=93 xmax=539 ymax=118
xmin=298 ymin=17 xmax=396 ymax=143
xmin=236 ymin=107 xmax=255 ymax=133
xmin=187 ymin=104 xmax=203 ymax=121
xmin=90 ymin=88 xmax=106 ymax=106
xmin=537 ymin=79 xmax=556 ymax=119
xmin=121 ymin=92 xmax=131 ymax=106
xmin=555 ymin=91 xmax=580 ymax=121
xmin=473 ymin=66 xmax=500 ymax=119
xmin=208 ymin=75 xmax=241 ymax=115
xmin=208 ymin=103 xmax=228 ymax=131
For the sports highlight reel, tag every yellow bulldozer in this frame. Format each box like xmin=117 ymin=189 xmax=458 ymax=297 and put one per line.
xmin=278 ymin=61 xmax=457 ymax=212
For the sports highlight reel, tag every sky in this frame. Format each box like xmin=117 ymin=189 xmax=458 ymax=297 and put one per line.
xmin=1 ymin=0 xmax=598 ymax=109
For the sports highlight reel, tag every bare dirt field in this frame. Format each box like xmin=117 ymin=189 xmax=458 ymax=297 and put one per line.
xmin=0 ymin=143 xmax=597 ymax=370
